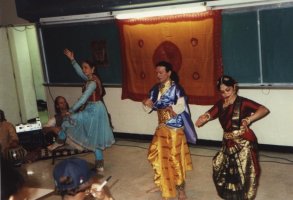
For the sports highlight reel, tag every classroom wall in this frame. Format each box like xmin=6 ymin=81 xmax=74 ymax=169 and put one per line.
xmin=45 ymin=86 xmax=292 ymax=147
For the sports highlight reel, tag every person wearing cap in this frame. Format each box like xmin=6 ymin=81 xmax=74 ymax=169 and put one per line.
xmin=53 ymin=157 xmax=113 ymax=200
xmin=195 ymin=75 xmax=270 ymax=200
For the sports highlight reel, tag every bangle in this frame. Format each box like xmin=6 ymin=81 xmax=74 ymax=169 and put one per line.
xmin=243 ymin=117 xmax=251 ymax=124
xmin=205 ymin=113 xmax=211 ymax=121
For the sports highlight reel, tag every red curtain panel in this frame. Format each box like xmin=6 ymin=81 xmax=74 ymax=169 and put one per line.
xmin=117 ymin=10 xmax=223 ymax=105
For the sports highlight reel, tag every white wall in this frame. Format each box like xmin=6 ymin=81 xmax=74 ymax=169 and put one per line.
xmin=0 ymin=28 xmax=21 ymax=124
xmin=7 ymin=26 xmax=39 ymax=122
xmin=45 ymin=86 xmax=293 ymax=147
xmin=26 ymin=26 xmax=46 ymax=101
xmin=0 ymin=1 xmax=33 ymax=124
xmin=0 ymin=25 xmax=44 ymax=124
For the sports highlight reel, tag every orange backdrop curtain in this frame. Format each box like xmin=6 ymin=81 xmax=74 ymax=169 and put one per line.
xmin=117 ymin=10 xmax=222 ymax=105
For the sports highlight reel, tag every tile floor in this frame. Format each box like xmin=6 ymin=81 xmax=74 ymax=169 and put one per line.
xmin=19 ymin=139 xmax=293 ymax=200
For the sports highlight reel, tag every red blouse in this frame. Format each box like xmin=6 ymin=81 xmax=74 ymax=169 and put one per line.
xmin=208 ymin=96 xmax=262 ymax=132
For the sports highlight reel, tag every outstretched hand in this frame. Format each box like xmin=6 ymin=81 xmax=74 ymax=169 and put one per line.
xmin=142 ymin=98 xmax=154 ymax=108
xmin=64 ymin=48 xmax=74 ymax=61
xmin=195 ymin=114 xmax=209 ymax=127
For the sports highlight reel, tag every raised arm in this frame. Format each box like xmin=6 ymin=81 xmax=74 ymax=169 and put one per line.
xmin=63 ymin=48 xmax=88 ymax=80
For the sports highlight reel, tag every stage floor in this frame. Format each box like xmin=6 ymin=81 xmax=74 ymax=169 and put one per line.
xmin=18 ymin=139 xmax=293 ymax=200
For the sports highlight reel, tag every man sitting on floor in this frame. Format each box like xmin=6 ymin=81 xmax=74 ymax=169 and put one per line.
xmin=43 ymin=96 xmax=69 ymax=151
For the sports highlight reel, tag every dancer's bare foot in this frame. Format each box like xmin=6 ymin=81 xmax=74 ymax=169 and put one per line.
xmin=178 ymin=190 xmax=187 ymax=200
xmin=146 ymin=186 xmax=160 ymax=193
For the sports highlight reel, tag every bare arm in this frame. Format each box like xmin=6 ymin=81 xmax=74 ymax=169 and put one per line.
xmin=43 ymin=126 xmax=62 ymax=135
xmin=195 ymin=113 xmax=211 ymax=128
xmin=241 ymin=106 xmax=270 ymax=127
xmin=142 ymin=98 xmax=154 ymax=108
xmin=42 ymin=117 xmax=60 ymax=134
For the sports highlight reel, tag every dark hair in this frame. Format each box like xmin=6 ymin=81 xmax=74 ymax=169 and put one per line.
xmin=216 ymin=75 xmax=238 ymax=91
xmin=1 ymin=157 xmax=25 ymax=200
xmin=0 ymin=109 xmax=6 ymax=122
xmin=156 ymin=61 xmax=172 ymax=72
xmin=155 ymin=61 xmax=179 ymax=83
xmin=81 ymin=60 xmax=95 ymax=69
xmin=54 ymin=96 xmax=69 ymax=114
xmin=81 ymin=59 xmax=100 ymax=76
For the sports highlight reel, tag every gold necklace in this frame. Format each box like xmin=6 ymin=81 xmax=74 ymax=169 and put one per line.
xmin=159 ymin=79 xmax=172 ymax=94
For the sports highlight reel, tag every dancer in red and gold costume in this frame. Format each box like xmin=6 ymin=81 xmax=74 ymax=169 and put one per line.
xmin=195 ymin=75 xmax=270 ymax=200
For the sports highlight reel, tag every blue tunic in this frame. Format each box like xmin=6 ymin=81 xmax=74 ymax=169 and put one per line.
xmin=149 ymin=82 xmax=197 ymax=144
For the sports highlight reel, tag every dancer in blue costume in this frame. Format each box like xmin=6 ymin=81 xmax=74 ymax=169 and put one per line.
xmin=62 ymin=48 xmax=115 ymax=172
xmin=146 ymin=61 xmax=197 ymax=144
xmin=143 ymin=61 xmax=197 ymax=200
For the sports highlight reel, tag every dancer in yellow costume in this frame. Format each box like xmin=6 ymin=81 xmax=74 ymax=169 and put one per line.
xmin=142 ymin=61 xmax=196 ymax=200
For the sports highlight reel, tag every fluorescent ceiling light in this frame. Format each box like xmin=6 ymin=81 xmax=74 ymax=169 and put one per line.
xmin=114 ymin=3 xmax=207 ymax=20
xmin=40 ymin=12 xmax=113 ymax=25
xmin=207 ymin=0 xmax=293 ymax=10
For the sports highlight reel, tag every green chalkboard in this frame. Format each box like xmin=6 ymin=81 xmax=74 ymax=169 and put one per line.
xmin=222 ymin=6 xmax=293 ymax=86
xmin=260 ymin=7 xmax=293 ymax=84
xmin=39 ymin=20 xmax=122 ymax=85
xmin=222 ymin=11 xmax=261 ymax=84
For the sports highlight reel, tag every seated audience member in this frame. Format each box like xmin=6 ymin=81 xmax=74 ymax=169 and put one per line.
xmin=43 ymin=96 xmax=69 ymax=150
xmin=0 ymin=109 xmax=19 ymax=155
xmin=53 ymin=157 xmax=113 ymax=200
xmin=1 ymin=157 xmax=29 ymax=200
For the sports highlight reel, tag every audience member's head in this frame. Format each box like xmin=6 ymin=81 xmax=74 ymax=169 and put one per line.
xmin=54 ymin=96 xmax=69 ymax=114
xmin=1 ymin=157 xmax=28 ymax=200
xmin=53 ymin=157 xmax=113 ymax=200
xmin=53 ymin=157 xmax=94 ymax=199
xmin=0 ymin=109 xmax=21 ymax=162
xmin=0 ymin=109 xmax=6 ymax=122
